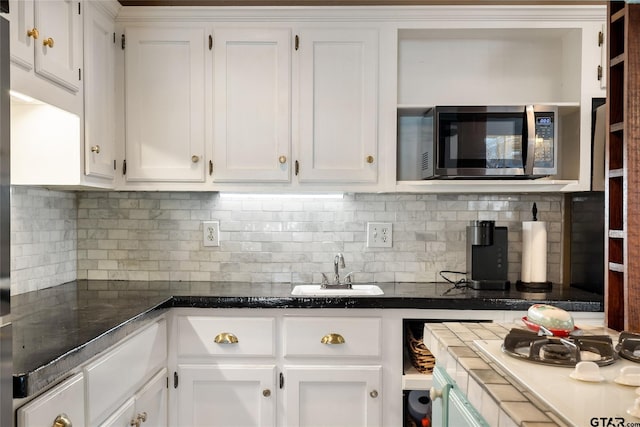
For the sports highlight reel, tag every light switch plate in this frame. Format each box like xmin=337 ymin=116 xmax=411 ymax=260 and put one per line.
xmin=367 ymin=222 xmax=392 ymax=248
xmin=203 ymin=221 xmax=220 ymax=247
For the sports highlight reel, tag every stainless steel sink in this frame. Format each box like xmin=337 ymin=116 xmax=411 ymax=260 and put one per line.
xmin=291 ymin=284 xmax=384 ymax=296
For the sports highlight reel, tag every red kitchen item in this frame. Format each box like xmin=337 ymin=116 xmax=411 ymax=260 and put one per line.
xmin=521 ymin=316 xmax=579 ymax=337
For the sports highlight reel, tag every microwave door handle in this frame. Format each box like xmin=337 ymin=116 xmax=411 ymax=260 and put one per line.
xmin=524 ymin=105 xmax=536 ymax=175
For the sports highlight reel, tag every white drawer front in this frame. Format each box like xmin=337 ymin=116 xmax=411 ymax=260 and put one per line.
xmin=85 ymin=319 xmax=167 ymax=426
xmin=177 ymin=316 xmax=275 ymax=357
xmin=283 ymin=317 xmax=382 ymax=358
xmin=17 ymin=373 xmax=85 ymax=427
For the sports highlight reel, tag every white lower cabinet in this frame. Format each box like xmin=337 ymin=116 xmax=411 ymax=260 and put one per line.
xmin=16 ymin=373 xmax=85 ymax=427
xmin=177 ymin=364 xmax=276 ymax=427
xmin=170 ymin=310 xmax=386 ymax=427
xmin=283 ymin=365 xmax=382 ymax=427
xmin=100 ymin=368 xmax=168 ymax=427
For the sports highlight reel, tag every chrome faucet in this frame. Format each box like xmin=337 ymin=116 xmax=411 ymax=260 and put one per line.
xmin=321 ymin=253 xmax=352 ymax=289
xmin=334 ymin=253 xmax=345 ymax=284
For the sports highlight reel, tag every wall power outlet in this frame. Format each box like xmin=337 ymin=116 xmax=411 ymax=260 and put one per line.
xmin=203 ymin=221 xmax=220 ymax=247
xmin=366 ymin=222 xmax=392 ymax=248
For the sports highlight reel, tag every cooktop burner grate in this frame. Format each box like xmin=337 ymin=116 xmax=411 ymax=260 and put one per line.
xmin=501 ymin=328 xmax=616 ymax=367
xmin=617 ymin=332 xmax=640 ymax=363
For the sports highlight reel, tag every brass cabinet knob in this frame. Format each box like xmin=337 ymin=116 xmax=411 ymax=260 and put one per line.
xmin=191 ymin=155 xmax=200 ymax=163
xmin=27 ymin=28 xmax=39 ymax=39
xmin=43 ymin=37 xmax=55 ymax=48
xmin=279 ymin=155 xmax=287 ymax=164
xmin=262 ymin=389 xmax=271 ymax=397
xmin=214 ymin=332 xmax=238 ymax=344
xmin=366 ymin=155 xmax=374 ymax=164
xmin=138 ymin=412 xmax=147 ymax=423
xmin=370 ymin=390 xmax=378 ymax=398
xmin=53 ymin=414 xmax=72 ymax=427
xmin=129 ymin=419 xmax=140 ymax=427
xmin=91 ymin=145 xmax=101 ymax=154
xmin=321 ymin=333 xmax=345 ymax=345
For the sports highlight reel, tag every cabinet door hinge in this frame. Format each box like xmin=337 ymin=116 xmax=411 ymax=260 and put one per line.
xmin=598 ymin=31 xmax=604 ymax=47
xmin=597 ymin=65 xmax=603 ymax=81
xmin=294 ymin=160 xmax=299 ymax=176
xmin=174 ymin=372 xmax=179 ymax=389
xmin=209 ymin=160 xmax=213 ymax=176
xmin=166 ymin=376 xmax=169 ymax=389
xmin=122 ymin=159 xmax=127 ymax=175
xmin=279 ymin=372 xmax=284 ymax=389
xmin=78 ymin=68 xmax=81 ymax=81
xmin=294 ymin=35 xmax=299 ymax=51
xmin=121 ymin=34 xmax=126 ymax=50
xmin=209 ymin=35 xmax=213 ymax=50
xmin=78 ymin=2 xmax=81 ymax=15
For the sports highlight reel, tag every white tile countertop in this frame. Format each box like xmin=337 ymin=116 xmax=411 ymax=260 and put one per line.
xmin=423 ymin=322 xmax=620 ymax=427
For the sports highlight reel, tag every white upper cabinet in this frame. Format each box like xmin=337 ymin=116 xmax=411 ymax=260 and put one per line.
xmin=123 ymin=26 xmax=207 ymax=182
xmin=84 ymin=1 xmax=116 ymax=181
xmin=295 ymin=28 xmax=379 ymax=184
xmin=9 ymin=0 xmax=81 ymax=92
xmin=212 ymin=28 xmax=291 ymax=183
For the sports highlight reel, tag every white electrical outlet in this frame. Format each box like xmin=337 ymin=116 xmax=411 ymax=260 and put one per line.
xmin=366 ymin=222 xmax=392 ymax=248
xmin=203 ymin=221 xmax=220 ymax=247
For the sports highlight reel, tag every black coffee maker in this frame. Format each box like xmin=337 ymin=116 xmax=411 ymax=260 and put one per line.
xmin=466 ymin=220 xmax=509 ymax=290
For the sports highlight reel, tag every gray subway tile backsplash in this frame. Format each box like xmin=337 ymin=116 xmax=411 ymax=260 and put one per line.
xmin=11 ymin=189 xmax=564 ymax=294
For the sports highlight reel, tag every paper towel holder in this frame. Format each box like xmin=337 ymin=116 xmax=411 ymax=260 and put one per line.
xmin=517 ymin=204 xmax=551 ymax=292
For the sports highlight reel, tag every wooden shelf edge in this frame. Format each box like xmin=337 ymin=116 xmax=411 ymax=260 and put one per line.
xmin=610 ymin=121 xmax=625 ymax=133
xmin=609 ymin=229 xmax=626 ymax=239
xmin=608 ymin=168 xmax=624 ymax=178
xmin=609 ymin=262 xmax=625 ymax=273
xmin=610 ymin=53 xmax=625 ymax=67
xmin=611 ymin=8 xmax=625 ymax=24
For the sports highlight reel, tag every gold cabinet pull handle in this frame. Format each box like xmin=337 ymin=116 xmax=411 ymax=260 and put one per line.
xmin=366 ymin=155 xmax=374 ymax=164
xmin=191 ymin=155 xmax=200 ymax=163
xmin=321 ymin=333 xmax=345 ymax=345
xmin=214 ymin=332 xmax=238 ymax=344
xmin=53 ymin=414 xmax=72 ymax=427
xmin=27 ymin=28 xmax=39 ymax=39
xmin=138 ymin=412 xmax=147 ymax=423
xmin=43 ymin=37 xmax=54 ymax=48
xmin=262 ymin=389 xmax=271 ymax=397
xmin=278 ymin=155 xmax=287 ymax=164
xmin=91 ymin=145 xmax=101 ymax=154
xmin=370 ymin=390 xmax=378 ymax=398
xmin=129 ymin=419 xmax=140 ymax=427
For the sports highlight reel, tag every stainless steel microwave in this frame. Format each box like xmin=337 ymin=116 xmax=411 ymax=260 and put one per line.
xmin=421 ymin=105 xmax=557 ymax=179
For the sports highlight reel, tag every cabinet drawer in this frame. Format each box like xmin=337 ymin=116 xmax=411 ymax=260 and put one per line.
xmin=177 ymin=316 xmax=275 ymax=357
xmin=17 ymin=373 xmax=85 ymax=427
xmin=85 ymin=319 xmax=167 ymax=426
xmin=283 ymin=317 xmax=382 ymax=358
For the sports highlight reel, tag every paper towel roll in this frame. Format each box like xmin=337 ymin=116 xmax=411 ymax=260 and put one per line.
xmin=521 ymin=221 xmax=547 ymax=283
xmin=407 ymin=390 xmax=431 ymax=422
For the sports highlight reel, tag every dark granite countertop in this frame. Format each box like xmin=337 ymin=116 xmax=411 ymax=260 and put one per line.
xmin=11 ymin=280 xmax=603 ymax=399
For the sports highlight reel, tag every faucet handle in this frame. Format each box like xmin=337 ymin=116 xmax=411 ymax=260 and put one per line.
xmin=343 ymin=271 xmax=358 ymax=285
xmin=321 ymin=273 xmax=330 ymax=286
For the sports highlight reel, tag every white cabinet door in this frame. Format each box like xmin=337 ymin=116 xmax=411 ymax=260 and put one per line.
xmin=9 ymin=0 xmax=81 ymax=92
xmin=177 ymin=364 xmax=276 ymax=427
xmin=133 ymin=369 xmax=168 ymax=427
xmin=124 ymin=26 xmax=206 ymax=182
xmin=99 ymin=397 xmax=135 ymax=427
xmin=283 ymin=365 xmax=382 ymax=427
xmin=212 ymin=28 xmax=291 ymax=183
xmin=34 ymin=0 xmax=81 ymax=92
xmin=7 ymin=0 xmax=34 ymax=69
xmin=296 ymin=28 xmax=378 ymax=184
xmin=84 ymin=1 xmax=116 ymax=180
xmin=17 ymin=373 xmax=86 ymax=427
